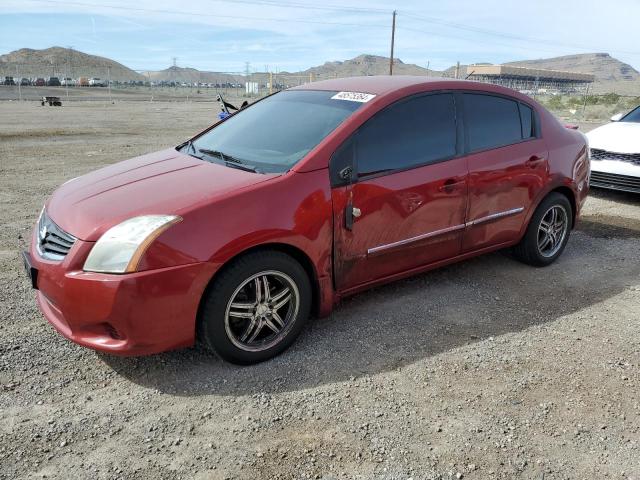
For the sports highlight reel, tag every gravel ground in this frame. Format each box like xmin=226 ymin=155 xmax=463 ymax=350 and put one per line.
xmin=1 ymin=101 xmax=639 ymax=480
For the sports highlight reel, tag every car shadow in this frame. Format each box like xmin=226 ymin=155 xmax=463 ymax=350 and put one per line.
xmin=101 ymin=221 xmax=640 ymax=397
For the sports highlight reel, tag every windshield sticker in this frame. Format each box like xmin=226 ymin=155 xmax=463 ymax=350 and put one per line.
xmin=331 ymin=91 xmax=376 ymax=103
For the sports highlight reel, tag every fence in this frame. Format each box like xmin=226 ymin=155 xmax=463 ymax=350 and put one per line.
xmin=0 ymin=63 xmax=326 ymax=102
xmin=1 ymin=62 xmax=637 ymax=123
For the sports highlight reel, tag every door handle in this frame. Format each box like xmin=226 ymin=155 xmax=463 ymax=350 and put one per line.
xmin=525 ymin=155 xmax=546 ymax=168
xmin=438 ymin=178 xmax=464 ymax=193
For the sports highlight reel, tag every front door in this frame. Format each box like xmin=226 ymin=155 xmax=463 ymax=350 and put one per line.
xmin=332 ymin=92 xmax=469 ymax=291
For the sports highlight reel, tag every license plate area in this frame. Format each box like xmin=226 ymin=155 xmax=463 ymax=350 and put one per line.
xmin=22 ymin=251 xmax=38 ymax=289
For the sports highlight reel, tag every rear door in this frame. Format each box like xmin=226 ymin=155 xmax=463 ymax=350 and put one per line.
xmin=331 ymin=92 xmax=469 ymax=291
xmin=461 ymin=93 xmax=548 ymax=252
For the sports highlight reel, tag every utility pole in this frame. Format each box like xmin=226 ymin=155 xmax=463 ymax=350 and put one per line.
xmin=389 ymin=10 xmax=397 ymax=75
xmin=66 ymin=46 xmax=73 ymax=98
xmin=455 ymin=61 xmax=460 ymax=79
xmin=172 ymin=57 xmax=177 ymax=88
xmin=581 ymin=83 xmax=590 ymax=119
xmin=107 ymin=66 xmax=112 ymax=103
xmin=426 ymin=60 xmax=430 ymax=77
xmin=245 ymin=61 xmax=250 ymax=96
xmin=16 ymin=64 xmax=22 ymax=101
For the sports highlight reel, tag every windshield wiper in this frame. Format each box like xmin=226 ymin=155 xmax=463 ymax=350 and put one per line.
xmin=198 ymin=148 xmax=260 ymax=173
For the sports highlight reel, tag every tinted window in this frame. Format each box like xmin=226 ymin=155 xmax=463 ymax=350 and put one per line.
xmin=189 ymin=90 xmax=363 ymax=173
xmin=356 ymin=94 xmax=457 ymax=177
xmin=519 ymin=103 xmax=534 ymax=138
xmin=464 ymin=94 xmax=522 ymax=151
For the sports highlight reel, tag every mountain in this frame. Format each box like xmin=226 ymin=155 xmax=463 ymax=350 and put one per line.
xmin=1 ymin=47 xmax=638 ymax=94
xmin=296 ymin=54 xmax=437 ymax=78
xmin=158 ymin=52 xmax=636 ymax=95
xmin=144 ymin=55 xmax=439 ymax=86
xmin=143 ymin=66 xmax=244 ymax=84
xmin=505 ymin=53 xmax=640 ymax=94
xmin=0 ymin=47 xmax=144 ymax=81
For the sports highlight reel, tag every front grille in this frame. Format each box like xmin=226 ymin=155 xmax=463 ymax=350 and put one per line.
xmin=37 ymin=211 xmax=76 ymax=261
xmin=590 ymin=148 xmax=640 ymax=166
xmin=590 ymin=171 xmax=640 ymax=193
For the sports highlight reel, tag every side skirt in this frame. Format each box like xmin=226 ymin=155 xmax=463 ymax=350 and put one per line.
xmin=336 ymin=239 xmax=517 ymax=299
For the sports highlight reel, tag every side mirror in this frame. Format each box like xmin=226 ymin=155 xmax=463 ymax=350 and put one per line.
xmin=610 ymin=113 xmax=623 ymax=122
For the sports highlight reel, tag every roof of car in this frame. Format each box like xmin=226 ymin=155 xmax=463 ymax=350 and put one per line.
xmin=291 ymin=75 xmax=475 ymax=95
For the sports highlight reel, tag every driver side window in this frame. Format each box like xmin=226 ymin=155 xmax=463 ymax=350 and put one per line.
xmin=356 ymin=93 xmax=457 ymax=178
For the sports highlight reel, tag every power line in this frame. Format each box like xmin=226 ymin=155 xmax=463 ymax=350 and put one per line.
xmin=23 ymin=0 xmax=391 ymax=29
xmin=217 ymin=0 xmax=389 ymax=14
xmin=18 ymin=0 xmax=640 ymax=62
xmin=401 ymin=12 xmax=639 ymax=58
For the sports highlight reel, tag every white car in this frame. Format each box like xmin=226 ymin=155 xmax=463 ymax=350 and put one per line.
xmin=586 ymin=106 xmax=640 ymax=193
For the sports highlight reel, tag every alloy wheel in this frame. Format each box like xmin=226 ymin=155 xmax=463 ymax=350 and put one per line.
xmin=224 ymin=270 xmax=300 ymax=352
xmin=537 ymin=205 xmax=568 ymax=258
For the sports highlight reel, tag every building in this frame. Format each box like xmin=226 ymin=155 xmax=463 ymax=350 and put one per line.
xmin=464 ymin=64 xmax=594 ymax=94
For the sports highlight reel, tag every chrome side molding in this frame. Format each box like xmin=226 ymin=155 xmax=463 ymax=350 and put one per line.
xmin=465 ymin=207 xmax=524 ymax=226
xmin=367 ymin=224 xmax=466 ymax=255
xmin=366 ymin=207 xmax=524 ymax=256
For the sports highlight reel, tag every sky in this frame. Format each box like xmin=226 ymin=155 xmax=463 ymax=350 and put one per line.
xmin=1 ymin=0 xmax=639 ymax=74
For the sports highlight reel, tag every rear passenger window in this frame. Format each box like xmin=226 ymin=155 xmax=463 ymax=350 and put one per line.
xmin=464 ymin=94 xmax=522 ymax=151
xmin=519 ymin=103 xmax=535 ymax=139
xmin=356 ymin=93 xmax=457 ymax=177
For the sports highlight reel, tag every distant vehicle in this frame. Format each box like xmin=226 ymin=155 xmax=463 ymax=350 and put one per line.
xmin=20 ymin=78 xmax=31 ymax=86
xmin=61 ymin=77 xmax=76 ymax=86
xmin=41 ymin=96 xmax=62 ymax=106
xmin=88 ymin=78 xmax=104 ymax=87
xmin=47 ymin=77 xmax=61 ymax=87
xmin=34 ymin=78 xmax=46 ymax=86
xmin=587 ymin=105 xmax=640 ymax=193
xmin=78 ymin=77 xmax=89 ymax=87
xmin=4 ymin=76 xmax=15 ymax=86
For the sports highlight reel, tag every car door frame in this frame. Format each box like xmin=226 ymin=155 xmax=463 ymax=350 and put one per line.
xmin=457 ymin=91 xmax=547 ymax=252
xmin=328 ymin=89 xmax=469 ymax=293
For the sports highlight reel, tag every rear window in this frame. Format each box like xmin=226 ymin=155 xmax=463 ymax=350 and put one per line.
xmin=464 ymin=94 xmax=523 ymax=151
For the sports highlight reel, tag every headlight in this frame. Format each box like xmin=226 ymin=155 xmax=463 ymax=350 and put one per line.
xmin=83 ymin=215 xmax=181 ymax=273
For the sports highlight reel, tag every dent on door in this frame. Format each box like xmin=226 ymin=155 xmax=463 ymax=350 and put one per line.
xmin=332 ymin=160 xmax=468 ymax=291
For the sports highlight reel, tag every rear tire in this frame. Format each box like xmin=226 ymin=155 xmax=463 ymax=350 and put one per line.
xmin=199 ymin=251 xmax=311 ymax=365
xmin=513 ymin=192 xmax=573 ymax=267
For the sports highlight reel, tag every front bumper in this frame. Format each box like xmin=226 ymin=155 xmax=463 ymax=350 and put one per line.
xmin=28 ymin=231 xmax=216 ymax=356
xmin=590 ymin=159 xmax=640 ymax=193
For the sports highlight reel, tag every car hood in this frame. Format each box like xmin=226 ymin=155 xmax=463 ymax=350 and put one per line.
xmin=47 ymin=148 xmax=278 ymax=241
xmin=586 ymin=122 xmax=640 ymax=154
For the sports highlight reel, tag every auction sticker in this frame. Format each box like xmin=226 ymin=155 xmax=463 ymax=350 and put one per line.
xmin=331 ymin=91 xmax=376 ymax=103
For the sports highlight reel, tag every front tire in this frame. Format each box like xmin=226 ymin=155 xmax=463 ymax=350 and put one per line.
xmin=513 ymin=192 xmax=572 ymax=267
xmin=199 ymin=251 xmax=311 ymax=364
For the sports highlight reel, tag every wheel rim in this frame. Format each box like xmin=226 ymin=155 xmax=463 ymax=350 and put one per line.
xmin=537 ymin=205 xmax=568 ymax=258
xmin=224 ymin=270 xmax=300 ymax=352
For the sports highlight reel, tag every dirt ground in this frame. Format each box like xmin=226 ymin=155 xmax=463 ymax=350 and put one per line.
xmin=1 ymin=101 xmax=639 ymax=480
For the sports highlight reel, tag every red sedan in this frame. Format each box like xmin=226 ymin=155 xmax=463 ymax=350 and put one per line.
xmin=24 ymin=76 xmax=590 ymax=364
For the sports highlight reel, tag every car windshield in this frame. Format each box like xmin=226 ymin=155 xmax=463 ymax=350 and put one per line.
xmin=185 ymin=90 xmax=365 ymax=173
xmin=621 ymin=105 xmax=640 ymax=123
